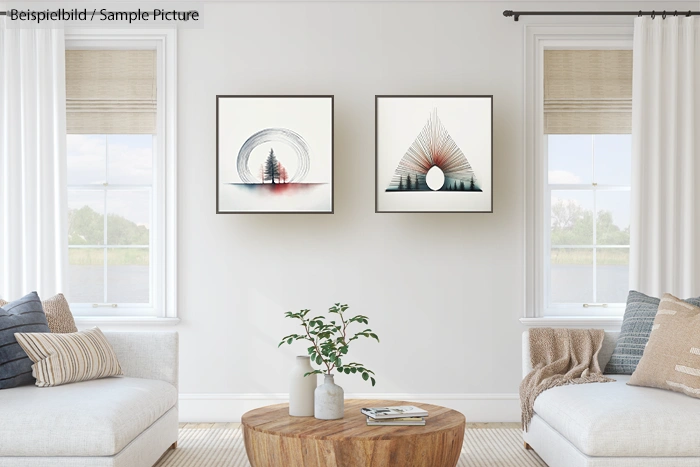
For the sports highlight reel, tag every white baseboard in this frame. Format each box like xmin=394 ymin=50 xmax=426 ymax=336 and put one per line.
xmin=178 ymin=393 xmax=520 ymax=423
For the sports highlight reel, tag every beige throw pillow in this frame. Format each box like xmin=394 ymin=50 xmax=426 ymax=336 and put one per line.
xmin=629 ymin=294 xmax=700 ymax=398
xmin=14 ymin=327 xmax=123 ymax=387
xmin=40 ymin=293 xmax=78 ymax=333
xmin=0 ymin=293 xmax=77 ymax=333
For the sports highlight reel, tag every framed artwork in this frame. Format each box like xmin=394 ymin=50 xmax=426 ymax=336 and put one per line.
xmin=216 ymin=95 xmax=334 ymax=213
xmin=375 ymin=95 xmax=493 ymax=213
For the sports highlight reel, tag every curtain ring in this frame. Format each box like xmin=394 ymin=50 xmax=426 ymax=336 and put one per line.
xmin=674 ymin=10 xmax=678 ymax=17
xmin=688 ymin=11 xmax=693 ymax=17
xmin=651 ymin=11 xmax=655 ymax=19
xmin=662 ymin=11 xmax=667 ymax=19
xmin=638 ymin=10 xmax=642 ymax=17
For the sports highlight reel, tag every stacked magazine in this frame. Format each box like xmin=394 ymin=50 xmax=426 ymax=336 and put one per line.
xmin=361 ymin=405 xmax=428 ymax=426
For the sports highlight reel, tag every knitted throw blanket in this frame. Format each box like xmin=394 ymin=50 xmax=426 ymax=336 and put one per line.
xmin=520 ymin=328 xmax=615 ymax=431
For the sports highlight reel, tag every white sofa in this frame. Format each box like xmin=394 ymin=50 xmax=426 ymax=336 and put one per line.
xmin=522 ymin=330 xmax=700 ymax=467
xmin=0 ymin=331 xmax=179 ymax=467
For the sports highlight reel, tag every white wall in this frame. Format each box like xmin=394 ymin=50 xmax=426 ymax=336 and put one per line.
xmin=147 ymin=0 xmax=696 ymax=422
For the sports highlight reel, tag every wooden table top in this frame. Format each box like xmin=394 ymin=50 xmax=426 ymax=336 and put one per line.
xmin=241 ymin=399 xmax=466 ymax=441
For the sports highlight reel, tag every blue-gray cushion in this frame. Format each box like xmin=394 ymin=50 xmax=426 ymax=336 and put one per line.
xmin=605 ymin=290 xmax=700 ymax=375
xmin=0 ymin=292 xmax=50 ymax=389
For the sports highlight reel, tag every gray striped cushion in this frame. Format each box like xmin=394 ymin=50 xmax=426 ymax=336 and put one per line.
xmin=0 ymin=292 xmax=50 ymax=389
xmin=15 ymin=327 xmax=123 ymax=387
xmin=605 ymin=291 xmax=700 ymax=374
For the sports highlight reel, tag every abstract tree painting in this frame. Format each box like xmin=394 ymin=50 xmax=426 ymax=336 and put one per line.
xmin=375 ymin=96 xmax=493 ymax=213
xmin=216 ymin=96 xmax=334 ymax=213
xmin=385 ymin=109 xmax=482 ymax=193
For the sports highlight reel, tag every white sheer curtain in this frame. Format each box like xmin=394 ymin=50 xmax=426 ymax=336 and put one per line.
xmin=630 ymin=17 xmax=700 ymax=297
xmin=0 ymin=20 xmax=68 ymax=300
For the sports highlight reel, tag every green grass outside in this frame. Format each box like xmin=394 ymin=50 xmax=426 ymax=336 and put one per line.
xmin=551 ymin=248 xmax=629 ymax=266
xmin=69 ymin=248 xmax=149 ymax=266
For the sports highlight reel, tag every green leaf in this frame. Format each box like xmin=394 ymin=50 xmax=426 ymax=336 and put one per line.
xmin=316 ymin=355 xmax=323 ymax=365
xmin=344 ymin=367 xmax=351 ymax=374
xmin=351 ymin=368 xmax=357 ymax=373
xmin=287 ymin=338 xmax=293 ymax=345
xmin=370 ymin=377 xmax=376 ymax=386
xmin=362 ymin=372 xmax=369 ymax=381
xmin=335 ymin=358 xmax=342 ymax=367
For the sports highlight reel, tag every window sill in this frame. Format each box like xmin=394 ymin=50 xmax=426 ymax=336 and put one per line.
xmin=520 ymin=316 xmax=622 ymax=330
xmin=74 ymin=316 xmax=180 ymax=327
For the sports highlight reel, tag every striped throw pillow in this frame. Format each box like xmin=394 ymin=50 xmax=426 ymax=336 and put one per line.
xmin=0 ymin=292 xmax=51 ymax=389
xmin=0 ymin=293 xmax=77 ymax=334
xmin=629 ymin=294 xmax=700 ymax=398
xmin=605 ymin=291 xmax=700 ymax=374
xmin=15 ymin=327 xmax=123 ymax=387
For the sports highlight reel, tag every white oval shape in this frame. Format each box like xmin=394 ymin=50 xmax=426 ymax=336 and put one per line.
xmin=425 ymin=165 xmax=445 ymax=191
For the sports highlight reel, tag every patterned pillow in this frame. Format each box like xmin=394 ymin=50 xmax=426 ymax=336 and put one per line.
xmin=629 ymin=294 xmax=700 ymax=398
xmin=605 ymin=291 xmax=700 ymax=374
xmin=15 ymin=327 xmax=123 ymax=387
xmin=40 ymin=294 xmax=78 ymax=333
xmin=0 ymin=292 xmax=51 ymax=389
xmin=0 ymin=293 xmax=77 ymax=334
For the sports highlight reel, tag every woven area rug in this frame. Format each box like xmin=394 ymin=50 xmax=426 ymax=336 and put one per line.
xmin=155 ymin=426 xmax=546 ymax=467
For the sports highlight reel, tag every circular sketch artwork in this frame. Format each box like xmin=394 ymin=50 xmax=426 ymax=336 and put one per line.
xmin=236 ymin=128 xmax=310 ymax=184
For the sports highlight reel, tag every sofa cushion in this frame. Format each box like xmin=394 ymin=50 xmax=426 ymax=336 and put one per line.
xmin=0 ymin=293 xmax=78 ymax=333
xmin=16 ymin=327 xmax=123 ymax=387
xmin=40 ymin=293 xmax=78 ymax=333
xmin=629 ymin=294 xmax=700 ymax=398
xmin=534 ymin=374 xmax=700 ymax=457
xmin=0 ymin=376 xmax=177 ymax=456
xmin=605 ymin=290 xmax=700 ymax=375
xmin=0 ymin=292 xmax=51 ymax=389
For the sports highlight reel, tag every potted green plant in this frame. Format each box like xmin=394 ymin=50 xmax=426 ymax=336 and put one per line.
xmin=279 ymin=303 xmax=380 ymax=420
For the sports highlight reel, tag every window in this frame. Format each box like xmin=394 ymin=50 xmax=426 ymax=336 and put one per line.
xmin=547 ymin=134 xmax=631 ymax=312
xmin=523 ymin=26 xmax=634 ymax=321
xmin=65 ymin=30 xmax=177 ymax=319
xmin=67 ymin=134 xmax=154 ymax=309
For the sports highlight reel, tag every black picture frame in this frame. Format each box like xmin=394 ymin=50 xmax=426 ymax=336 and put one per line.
xmin=375 ymin=95 xmax=494 ymax=213
xmin=216 ymin=95 xmax=334 ymax=214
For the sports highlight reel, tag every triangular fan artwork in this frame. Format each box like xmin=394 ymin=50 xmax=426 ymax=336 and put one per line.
xmin=385 ymin=109 xmax=482 ymax=193
xmin=375 ymin=95 xmax=493 ymax=213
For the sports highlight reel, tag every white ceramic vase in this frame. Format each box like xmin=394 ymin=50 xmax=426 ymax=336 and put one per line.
xmin=289 ymin=356 xmax=316 ymax=417
xmin=314 ymin=374 xmax=344 ymax=420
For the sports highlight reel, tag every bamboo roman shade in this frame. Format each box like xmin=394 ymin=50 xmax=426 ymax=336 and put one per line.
xmin=544 ymin=50 xmax=632 ymax=134
xmin=66 ymin=50 xmax=156 ymax=134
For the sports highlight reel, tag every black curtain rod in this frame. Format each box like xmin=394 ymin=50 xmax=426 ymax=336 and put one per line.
xmin=504 ymin=10 xmax=700 ymax=21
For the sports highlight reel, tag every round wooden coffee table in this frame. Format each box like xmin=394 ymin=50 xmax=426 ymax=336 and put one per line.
xmin=242 ymin=399 xmax=465 ymax=467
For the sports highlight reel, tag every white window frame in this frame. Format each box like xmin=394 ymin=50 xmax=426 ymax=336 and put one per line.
xmin=522 ymin=25 xmax=632 ymax=329
xmin=65 ymin=29 xmax=178 ymax=324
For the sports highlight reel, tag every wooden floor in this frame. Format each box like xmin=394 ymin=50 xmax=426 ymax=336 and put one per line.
xmin=180 ymin=422 xmax=520 ymax=429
